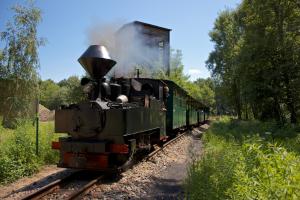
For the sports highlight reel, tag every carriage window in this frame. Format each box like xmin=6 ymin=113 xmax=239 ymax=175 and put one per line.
xmin=158 ymin=41 xmax=164 ymax=48
xmin=159 ymin=86 xmax=163 ymax=101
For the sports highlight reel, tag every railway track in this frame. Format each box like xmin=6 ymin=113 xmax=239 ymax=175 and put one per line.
xmin=19 ymin=131 xmax=187 ymax=200
xmin=21 ymin=171 xmax=103 ymax=200
xmin=145 ymin=132 xmax=187 ymax=161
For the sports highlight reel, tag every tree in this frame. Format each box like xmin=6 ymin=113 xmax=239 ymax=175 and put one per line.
xmin=58 ymin=76 xmax=85 ymax=104
xmin=39 ymin=79 xmax=61 ymax=109
xmin=194 ymin=78 xmax=215 ymax=109
xmin=242 ymin=0 xmax=300 ymax=123
xmin=206 ymin=10 xmax=244 ymax=119
xmin=0 ymin=2 xmax=45 ymax=128
xmin=207 ymin=0 xmax=300 ymax=124
xmin=39 ymin=76 xmax=85 ymax=110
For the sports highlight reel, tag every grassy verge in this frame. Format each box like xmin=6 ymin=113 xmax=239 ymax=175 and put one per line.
xmin=0 ymin=120 xmax=62 ymax=184
xmin=185 ymin=117 xmax=300 ymax=199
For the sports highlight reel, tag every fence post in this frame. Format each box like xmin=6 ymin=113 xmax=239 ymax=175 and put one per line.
xmin=35 ymin=98 xmax=39 ymax=155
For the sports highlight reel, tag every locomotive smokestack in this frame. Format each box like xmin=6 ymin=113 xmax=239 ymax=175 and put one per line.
xmin=78 ymin=45 xmax=116 ymax=79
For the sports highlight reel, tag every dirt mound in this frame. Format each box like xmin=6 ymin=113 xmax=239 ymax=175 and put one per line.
xmin=39 ymin=104 xmax=55 ymax=122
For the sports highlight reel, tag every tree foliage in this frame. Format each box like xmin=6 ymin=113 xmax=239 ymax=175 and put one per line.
xmin=207 ymin=0 xmax=300 ymax=123
xmin=194 ymin=78 xmax=215 ymax=109
xmin=58 ymin=76 xmax=85 ymax=104
xmin=39 ymin=79 xmax=63 ymax=110
xmin=39 ymin=76 xmax=84 ymax=110
xmin=0 ymin=2 xmax=45 ymax=128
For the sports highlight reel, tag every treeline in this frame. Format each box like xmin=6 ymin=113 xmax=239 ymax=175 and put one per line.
xmin=39 ymin=76 xmax=84 ymax=110
xmin=207 ymin=0 xmax=300 ymax=123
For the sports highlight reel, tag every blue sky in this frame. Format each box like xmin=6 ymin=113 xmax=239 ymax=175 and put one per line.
xmin=0 ymin=0 xmax=240 ymax=82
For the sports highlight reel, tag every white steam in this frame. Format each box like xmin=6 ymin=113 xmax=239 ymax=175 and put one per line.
xmin=87 ymin=22 xmax=164 ymax=78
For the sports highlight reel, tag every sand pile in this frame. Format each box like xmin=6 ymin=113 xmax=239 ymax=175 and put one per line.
xmin=39 ymin=104 xmax=55 ymax=121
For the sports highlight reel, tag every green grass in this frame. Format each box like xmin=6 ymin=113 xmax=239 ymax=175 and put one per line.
xmin=185 ymin=117 xmax=300 ymax=200
xmin=0 ymin=120 xmax=62 ymax=184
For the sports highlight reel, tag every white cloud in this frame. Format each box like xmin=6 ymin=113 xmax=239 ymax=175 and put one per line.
xmin=188 ymin=68 xmax=202 ymax=75
xmin=185 ymin=68 xmax=210 ymax=81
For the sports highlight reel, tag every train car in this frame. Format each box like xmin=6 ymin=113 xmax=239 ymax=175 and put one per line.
xmin=164 ymin=80 xmax=207 ymax=133
xmin=164 ymin=80 xmax=187 ymax=133
xmin=189 ymin=97 xmax=206 ymax=127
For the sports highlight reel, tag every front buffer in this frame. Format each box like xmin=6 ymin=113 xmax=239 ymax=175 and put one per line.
xmin=52 ymin=139 xmax=129 ymax=170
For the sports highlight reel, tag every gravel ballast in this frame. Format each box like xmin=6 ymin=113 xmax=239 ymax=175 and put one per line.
xmin=83 ymin=126 xmax=206 ymax=199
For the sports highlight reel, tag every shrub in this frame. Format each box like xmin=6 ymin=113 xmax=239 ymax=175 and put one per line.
xmin=185 ymin=118 xmax=300 ymax=200
xmin=0 ymin=121 xmax=60 ymax=184
xmin=229 ymin=142 xmax=300 ymax=199
xmin=185 ymin=134 xmax=239 ymax=199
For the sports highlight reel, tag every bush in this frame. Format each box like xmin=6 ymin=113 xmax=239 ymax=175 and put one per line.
xmin=185 ymin=134 xmax=238 ymax=199
xmin=229 ymin=142 xmax=300 ymax=199
xmin=0 ymin=121 xmax=60 ymax=184
xmin=185 ymin=118 xmax=300 ymax=199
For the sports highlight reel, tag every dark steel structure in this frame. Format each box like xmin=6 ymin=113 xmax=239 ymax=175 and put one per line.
xmin=118 ymin=21 xmax=171 ymax=76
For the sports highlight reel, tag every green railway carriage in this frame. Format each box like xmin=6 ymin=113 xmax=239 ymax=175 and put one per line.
xmin=165 ymin=80 xmax=187 ymax=132
xmin=172 ymin=87 xmax=187 ymax=129
xmin=198 ymin=110 xmax=204 ymax=122
xmin=188 ymin=99 xmax=197 ymax=125
xmin=188 ymin=97 xmax=206 ymax=127
xmin=164 ymin=80 xmax=208 ymax=133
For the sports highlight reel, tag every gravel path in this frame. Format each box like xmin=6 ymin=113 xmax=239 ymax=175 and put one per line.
xmin=143 ymin=130 xmax=203 ymax=199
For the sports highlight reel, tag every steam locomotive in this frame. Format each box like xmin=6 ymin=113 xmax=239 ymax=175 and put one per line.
xmin=51 ymin=22 xmax=208 ymax=170
xmin=51 ymin=44 xmax=208 ymax=170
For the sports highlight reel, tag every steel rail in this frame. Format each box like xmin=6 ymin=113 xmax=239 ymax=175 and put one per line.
xmin=21 ymin=171 xmax=80 ymax=200
xmin=145 ymin=132 xmax=187 ymax=161
xmin=67 ymin=175 xmax=103 ymax=200
xmin=20 ymin=171 xmax=102 ymax=200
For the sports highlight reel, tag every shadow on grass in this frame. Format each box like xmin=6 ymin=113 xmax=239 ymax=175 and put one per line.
xmin=209 ymin=118 xmax=300 ymax=153
xmin=212 ymin=120 xmax=297 ymax=138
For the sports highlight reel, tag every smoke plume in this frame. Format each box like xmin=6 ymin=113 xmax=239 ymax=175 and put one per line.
xmin=87 ymin=21 xmax=164 ymax=78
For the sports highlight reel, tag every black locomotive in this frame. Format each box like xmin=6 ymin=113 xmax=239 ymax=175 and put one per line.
xmin=52 ymin=22 xmax=208 ymax=170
